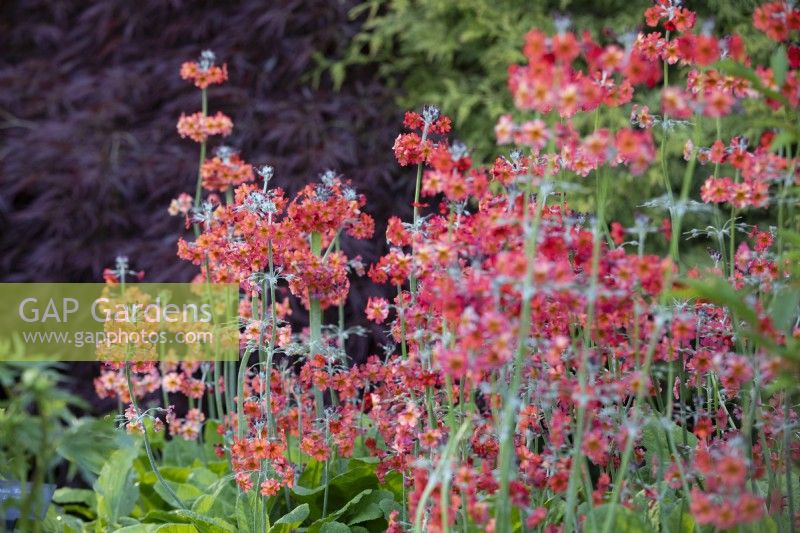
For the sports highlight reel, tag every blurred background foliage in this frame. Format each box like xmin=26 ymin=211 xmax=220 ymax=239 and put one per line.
xmin=0 ymin=355 xmax=127 ymax=519
xmin=327 ymin=0 xmax=651 ymax=161
xmin=327 ymin=0 xmax=780 ymax=247
xmin=0 ymin=0 xmax=400 ymax=285
xmin=330 ymin=0 xmax=774 ymax=162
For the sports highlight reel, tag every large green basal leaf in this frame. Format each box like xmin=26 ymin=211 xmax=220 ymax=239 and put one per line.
xmin=270 ymin=503 xmax=310 ymax=533
xmin=93 ymin=442 xmax=140 ymax=527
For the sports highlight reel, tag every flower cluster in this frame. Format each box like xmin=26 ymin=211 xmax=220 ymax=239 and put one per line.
xmin=200 ymin=147 xmax=255 ymax=191
xmin=99 ymin=5 xmax=800 ymax=532
xmin=176 ymin=172 xmax=373 ymax=308
xmin=176 ymin=111 xmax=233 ymax=143
xmin=179 ymin=50 xmax=228 ymax=89
xmin=509 ymin=25 xmax=640 ymax=119
xmin=392 ymin=106 xmax=452 ymax=166
xmin=753 ymin=1 xmax=800 ymax=42
xmin=698 ymin=135 xmax=790 ymax=209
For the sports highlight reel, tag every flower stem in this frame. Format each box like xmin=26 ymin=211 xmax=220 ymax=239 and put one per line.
xmin=398 ymin=284 xmax=408 ymax=358
xmin=599 ymin=316 xmax=664 ymax=533
xmin=564 ymin=170 xmax=606 ymax=530
xmin=125 ymin=364 xmax=186 ymax=510
xmin=785 ymin=394 xmax=796 ymax=525
xmin=310 ymin=231 xmax=324 ymax=419
xmin=414 ymin=419 xmax=472 ymax=533
xmin=409 ymin=123 xmax=430 ymax=296
xmin=266 ymin=239 xmax=278 ymax=437
xmin=496 ymin=160 xmax=552 ymax=533
xmin=194 ymin=88 xmax=208 ymax=212
xmin=237 ymin=349 xmax=251 ymax=439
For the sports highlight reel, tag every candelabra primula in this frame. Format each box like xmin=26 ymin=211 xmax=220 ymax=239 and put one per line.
xmin=91 ymin=3 xmax=800 ymax=532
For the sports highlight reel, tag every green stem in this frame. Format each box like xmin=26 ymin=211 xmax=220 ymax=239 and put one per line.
xmin=785 ymin=395 xmax=796 ymax=526
xmin=310 ymin=231 xmax=324 ymax=419
xmin=225 ymin=359 xmax=235 ymax=416
xmin=496 ymin=154 xmax=552 ymax=532
xmin=237 ymin=350 xmax=251 ymax=439
xmin=414 ymin=419 xmax=472 ymax=533
xmin=194 ymin=88 xmax=208 ymax=211
xmin=213 ymin=362 xmax=224 ymax=419
xmin=670 ymin=116 xmax=701 ymax=263
xmin=322 ymin=458 xmax=330 ymax=518
xmin=125 ymin=364 xmax=187 ymax=510
xmin=600 ymin=316 xmax=664 ymax=533
xmin=266 ymin=239 xmax=278 ymax=437
xmin=442 ymin=375 xmax=458 ymax=532
xmin=729 ymin=206 xmax=737 ymax=280
xmin=335 ymin=236 xmax=345 ymax=351
xmin=409 ymin=123 xmax=430 ymax=296
xmin=777 ymin=143 xmax=792 ymax=257
xmin=565 ymin=170 xmax=606 ymax=530
xmin=398 ymin=284 xmax=408 ymax=358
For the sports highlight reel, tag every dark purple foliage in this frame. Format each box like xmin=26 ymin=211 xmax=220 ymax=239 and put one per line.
xmin=0 ymin=0 xmax=408 ymax=280
xmin=0 ymin=0 xmax=411 ymax=397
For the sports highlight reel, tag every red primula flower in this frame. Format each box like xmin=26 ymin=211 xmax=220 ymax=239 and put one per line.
xmin=180 ymin=50 xmax=228 ymax=89
xmin=365 ymin=297 xmax=390 ymax=323
xmin=177 ymin=111 xmax=233 ymax=143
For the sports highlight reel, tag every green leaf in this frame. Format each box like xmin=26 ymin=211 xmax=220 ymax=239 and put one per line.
xmin=235 ymin=490 xmax=266 ymax=533
xmin=42 ymin=504 xmax=88 ymax=532
xmin=52 ymin=487 xmax=96 ymax=510
xmin=142 ymin=466 xmax=191 ymax=484
xmin=57 ymin=417 xmax=133 ymax=483
xmin=770 ymin=130 xmax=796 ymax=153
xmin=191 ymin=478 xmax=237 ymax=517
xmin=152 ymin=480 xmax=204 ymax=507
xmin=163 ymin=439 xmax=204 ymax=467
xmin=203 ymin=421 xmax=224 ymax=458
xmin=331 ymin=63 xmax=346 ymax=91
xmin=769 ymin=286 xmax=800 ymax=334
xmin=93 ymin=442 xmax=141 ymax=527
xmin=631 ymin=490 xmax=660 ymax=530
xmin=136 ymin=479 xmax=176 ymax=514
xmin=293 ymin=460 xmax=380 ymax=523
xmin=154 ymin=527 xmax=198 ymax=533
xmin=381 ymin=471 xmax=404 ymax=503
xmin=583 ymin=504 xmax=648 ymax=533
xmin=145 ymin=464 xmax=220 ymax=498
xmin=665 ymin=501 xmax=695 ymax=533
xmin=319 ymin=522 xmax=351 ymax=533
xmin=114 ymin=525 xmax=163 ymax=533
xmin=346 ymin=489 xmax=395 ymax=525
xmin=378 ymin=497 xmax=400 ymax=520
xmin=205 ymin=461 xmax=230 ymax=476
xmin=270 ymin=503 xmax=310 ymax=533
xmin=771 ymin=45 xmax=789 ymax=86
xmin=172 ymin=509 xmax=236 ymax=533
xmin=59 ymin=503 xmax=96 ymax=521
xmin=780 ymin=229 xmax=800 ymax=247
xmin=297 ymin=459 xmax=324 ymax=488
xmin=115 ymin=525 xmax=198 ymax=533
xmin=641 ymin=418 xmax=697 ymax=468
xmin=291 ymin=483 xmax=325 ymax=497
xmin=752 ymin=515 xmax=780 ymax=533
xmin=307 ymin=490 xmax=373 ymax=533
xmin=346 ymin=503 xmax=383 ymax=525
xmin=141 ymin=509 xmax=191 ymax=523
